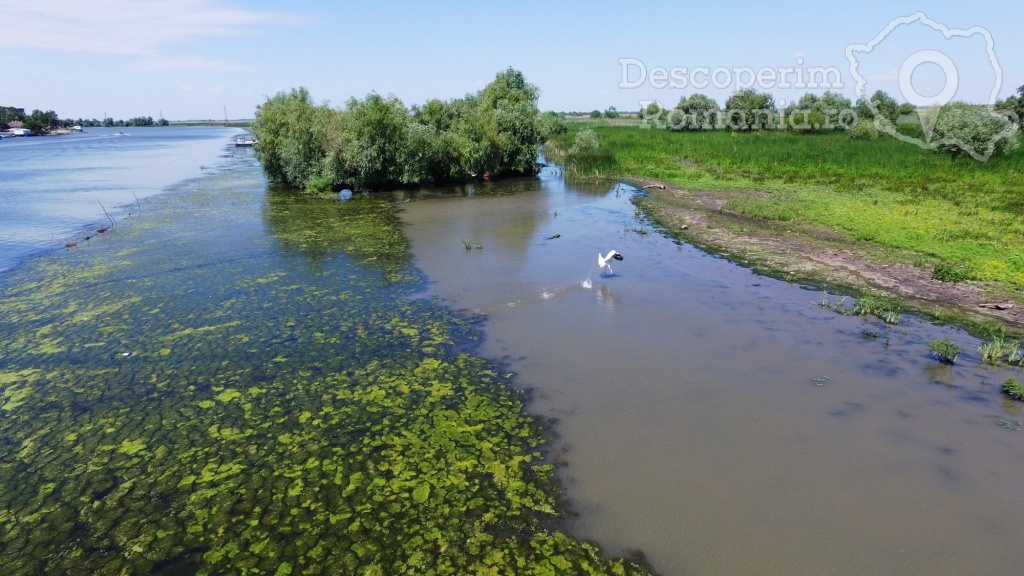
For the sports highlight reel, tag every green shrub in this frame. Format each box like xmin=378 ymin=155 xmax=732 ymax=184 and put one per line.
xmin=668 ymin=94 xmax=720 ymax=131
xmin=252 ymin=87 xmax=335 ymax=187
xmin=724 ymin=89 xmax=777 ymax=131
xmin=855 ymin=90 xmax=911 ymax=126
xmin=347 ymin=93 xmax=411 ymax=190
xmin=565 ymin=129 xmax=612 ymax=178
xmin=928 ymin=337 xmax=961 ymax=364
xmin=536 ymin=111 xmax=567 ymax=142
xmin=932 ymin=103 xmax=1020 ymax=159
xmin=604 ymin=106 xmax=620 ymax=119
xmin=1003 ymin=377 xmax=1024 ymax=401
xmin=304 ymin=175 xmax=334 ymax=195
xmin=784 ymin=91 xmax=854 ymax=134
xmin=849 ymin=119 xmax=879 ymax=140
xmin=995 ymin=85 xmax=1023 ymax=128
xmin=932 ymin=261 xmax=972 ymax=283
xmin=401 ymin=123 xmax=469 ymax=185
xmin=785 ymin=110 xmax=834 ymax=134
xmin=590 ymin=109 xmax=602 ymax=119
xmin=569 ymin=129 xmax=599 ymax=156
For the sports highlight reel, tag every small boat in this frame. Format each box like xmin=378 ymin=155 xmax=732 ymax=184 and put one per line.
xmin=235 ymin=135 xmax=257 ymax=147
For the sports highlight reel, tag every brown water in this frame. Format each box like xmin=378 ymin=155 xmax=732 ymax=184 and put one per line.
xmin=398 ymin=167 xmax=1024 ymax=576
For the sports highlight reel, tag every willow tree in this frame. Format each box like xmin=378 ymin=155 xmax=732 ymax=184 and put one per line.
xmin=252 ymin=87 xmax=336 ymax=189
xmin=253 ymin=69 xmax=545 ymax=191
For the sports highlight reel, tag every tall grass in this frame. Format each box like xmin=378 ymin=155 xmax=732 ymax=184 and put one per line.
xmin=979 ymin=337 xmax=1020 ymax=365
xmin=550 ymin=125 xmax=1024 ymax=289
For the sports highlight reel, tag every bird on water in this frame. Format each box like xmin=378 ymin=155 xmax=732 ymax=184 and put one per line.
xmin=598 ymin=250 xmax=624 ymax=274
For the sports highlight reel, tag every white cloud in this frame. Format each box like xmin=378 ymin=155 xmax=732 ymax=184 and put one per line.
xmin=180 ymin=83 xmax=196 ymax=93
xmin=205 ymin=84 xmax=226 ymax=95
xmin=0 ymin=0 xmax=311 ymax=55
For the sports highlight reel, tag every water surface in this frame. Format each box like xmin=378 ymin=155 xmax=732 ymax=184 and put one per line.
xmin=3 ymin=129 xmax=1023 ymax=575
xmin=0 ymin=144 xmax=648 ymax=575
xmin=0 ymin=126 xmax=240 ymax=272
xmin=398 ymin=166 xmax=1024 ymax=576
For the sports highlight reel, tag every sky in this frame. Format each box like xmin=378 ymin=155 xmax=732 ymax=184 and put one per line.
xmin=1 ymin=0 xmax=1021 ymax=121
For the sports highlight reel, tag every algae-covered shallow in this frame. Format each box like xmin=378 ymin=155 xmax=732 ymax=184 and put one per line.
xmin=0 ymin=150 xmax=651 ymax=574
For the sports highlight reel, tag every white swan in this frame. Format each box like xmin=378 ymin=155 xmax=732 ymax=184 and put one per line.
xmin=598 ymin=250 xmax=623 ymax=274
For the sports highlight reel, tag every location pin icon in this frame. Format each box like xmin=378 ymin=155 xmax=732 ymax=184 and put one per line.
xmin=898 ymin=49 xmax=959 ymax=144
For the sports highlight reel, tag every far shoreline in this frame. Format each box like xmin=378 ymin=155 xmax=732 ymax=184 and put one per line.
xmin=1 ymin=121 xmax=254 ymax=138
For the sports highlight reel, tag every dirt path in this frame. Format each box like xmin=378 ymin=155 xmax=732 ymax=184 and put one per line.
xmin=631 ymin=178 xmax=1024 ymax=335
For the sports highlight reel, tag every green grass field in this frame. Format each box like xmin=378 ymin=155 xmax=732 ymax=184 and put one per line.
xmin=552 ymin=123 xmax=1024 ymax=289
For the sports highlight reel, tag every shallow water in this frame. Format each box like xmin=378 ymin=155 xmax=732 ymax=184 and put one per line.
xmin=0 ymin=144 xmax=650 ymax=575
xmin=398 ymin=166 xmax=1024 ymax=576
xmin=0 ymin=126 xmax=240 ymax=272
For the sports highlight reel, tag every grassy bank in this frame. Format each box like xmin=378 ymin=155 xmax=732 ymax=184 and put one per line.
xmin=549 ymin=122 xmax=1024 ymax=329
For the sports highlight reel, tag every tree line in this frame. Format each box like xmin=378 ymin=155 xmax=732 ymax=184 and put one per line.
xmin=1 ymin=106 xmax=169 ymax=132
xmin=628 ymin=86 xmax=1021 ymax=158
xmin=251 ymin=68 xmax=566 ymax=193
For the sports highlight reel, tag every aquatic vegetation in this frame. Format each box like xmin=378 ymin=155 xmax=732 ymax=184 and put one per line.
xmin=927 ymin=337 xmax=962 ymax=365
xmin=853 ymin=294 xmax=903 ymax=325
xmin=0 ymin=164 xmax=652 ymax=575
xmin=978 ymin=337 xmax=1020 ymax=365
xmin=818 ymin=292 xmax=850 ymax=314
xmin=264 ymin=187 xmax=413 ymax=284
xmin=816 ymin=291 xmax=901 ymax=324
xmin=1003 ymin=378 xmax=1024 ymax=401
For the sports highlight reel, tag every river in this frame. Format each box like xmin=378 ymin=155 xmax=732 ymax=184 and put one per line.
xmin=397 ymin=165 xmax=1024 ymax=576
xmin=0 ymin=126 xmax=239 ymax=273
xmin=0 ymin=130 xmax=1021 ymax=575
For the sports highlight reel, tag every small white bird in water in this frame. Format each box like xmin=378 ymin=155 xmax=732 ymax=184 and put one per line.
xmin=598 ymin=250 xmax=624 ymax=274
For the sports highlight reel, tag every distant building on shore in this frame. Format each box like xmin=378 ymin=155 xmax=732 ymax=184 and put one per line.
xmin=4 ymin=120 xmax=32 ymax=136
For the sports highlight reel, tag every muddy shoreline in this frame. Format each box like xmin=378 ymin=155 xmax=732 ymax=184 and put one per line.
xmin=629 ymin=177 xmax=1024 ymax=335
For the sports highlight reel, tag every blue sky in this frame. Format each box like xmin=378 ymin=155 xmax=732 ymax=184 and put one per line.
xmin=1 ymin=0 xmax=1020 ymax=121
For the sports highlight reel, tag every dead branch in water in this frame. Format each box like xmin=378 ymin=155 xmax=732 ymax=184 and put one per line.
xmin=643 ymin=184 xmax=666 ymax=190
xmin=132 ymin=192 xmax=141 ymax=217
xmin=97 ymin=200 xmax=115 ymax=232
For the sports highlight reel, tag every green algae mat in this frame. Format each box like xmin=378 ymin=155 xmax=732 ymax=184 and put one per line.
xmin=0 ymin=159 xmax=652 ymax=575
